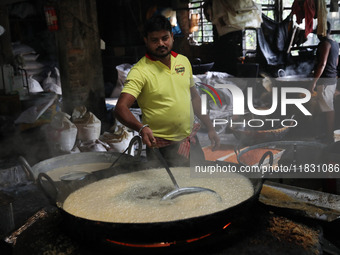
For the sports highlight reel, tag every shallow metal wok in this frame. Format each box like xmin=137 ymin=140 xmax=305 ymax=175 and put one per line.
xmin=230 ymin=125 xmax=291 ymax=146
xmin=274 ymin=75 xmax=313 ymax=88
xmin=229 ymin=113 xmax=294 ymax=146
xmin=30 ymin=152 xmax=263 ymax=247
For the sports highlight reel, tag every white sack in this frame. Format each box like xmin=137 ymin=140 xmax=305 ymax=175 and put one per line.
xmin=45 ymin=112 xmax=78 ymax=153
xmin=99 ymin=125 xmax=135 ymax=155
xmin=27 ymin=75 xmax=44 ymax=93
xmin=111 ymin=63 xmax=133 ymax=97
xmin=78 ymin=139 xmax=110 ymax=152
xmin=12 ymin=43 xmax=36 ymax=56
xmin=42 ymin=71 xmax=62 ymax=95
xmin=72 ymin=106 xmax=101 ymax=141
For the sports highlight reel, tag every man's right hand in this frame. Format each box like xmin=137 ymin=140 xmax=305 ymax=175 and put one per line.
xmin=140 ymin=126 xmax=157 ymax=147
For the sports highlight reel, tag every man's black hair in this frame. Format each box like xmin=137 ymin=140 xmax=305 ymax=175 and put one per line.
xmin=143 ymin=15 xmax=172 ymax=38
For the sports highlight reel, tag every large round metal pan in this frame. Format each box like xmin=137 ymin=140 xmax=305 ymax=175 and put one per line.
xmin=274 ymin=75 xmax=313 ymax=88
xmin=33 ymin=153 xmax=263 ymax=245
xmin=230 ymin=125 xmax=291 ymax=145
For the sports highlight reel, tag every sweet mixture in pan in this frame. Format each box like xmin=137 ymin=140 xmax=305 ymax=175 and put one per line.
xmin=63 ymin=167 xmax=254 ymax=223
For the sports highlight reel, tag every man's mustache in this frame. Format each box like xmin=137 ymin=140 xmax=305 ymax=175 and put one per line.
xmin=156 ymin=46 xmax=167 ymax=50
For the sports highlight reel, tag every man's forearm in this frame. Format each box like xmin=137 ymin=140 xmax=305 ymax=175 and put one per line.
xmin=114 ymin=105 xmax=143 ymax=132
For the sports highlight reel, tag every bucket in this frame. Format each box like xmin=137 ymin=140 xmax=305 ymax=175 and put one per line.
xmin=334 ymin=129 xmax=340 ymax=142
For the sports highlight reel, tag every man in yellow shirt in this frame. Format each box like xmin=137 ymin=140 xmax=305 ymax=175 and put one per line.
xmin=115 ymin=15 xmax=220 ymax=165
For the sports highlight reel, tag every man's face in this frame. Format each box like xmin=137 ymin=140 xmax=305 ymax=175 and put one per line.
xmin=144 ymin=30 xmax=174 ymax=59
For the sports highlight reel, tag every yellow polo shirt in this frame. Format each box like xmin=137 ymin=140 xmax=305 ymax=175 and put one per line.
xmin=122 ymin=51 xmax=194 ymax=141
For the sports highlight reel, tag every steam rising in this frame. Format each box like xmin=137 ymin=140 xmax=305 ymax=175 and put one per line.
xmin=283 ymin=61 xmax=314 ymax=77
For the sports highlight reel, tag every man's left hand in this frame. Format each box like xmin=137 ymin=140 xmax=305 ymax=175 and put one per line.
xmin=208 ymin=129 xmax=220 ymax=151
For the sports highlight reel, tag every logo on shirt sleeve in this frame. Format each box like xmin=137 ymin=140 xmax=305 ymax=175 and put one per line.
xmin=175 ymin=65 xmax=185 ymax=76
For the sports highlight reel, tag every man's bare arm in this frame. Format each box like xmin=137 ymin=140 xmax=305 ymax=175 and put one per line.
xmin=114 ymin=93 xmax=156 ymax=147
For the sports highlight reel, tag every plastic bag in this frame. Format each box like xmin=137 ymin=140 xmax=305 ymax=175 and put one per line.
xmin=54 ymin=67 xmax=61 ymax=87
xmin=111 ymin=63 xmax=133 ymax=97
xmin=27 ymin=75 xmax=44 ymax=93
xmin=42 ymin=70 xmax=62 ymax=95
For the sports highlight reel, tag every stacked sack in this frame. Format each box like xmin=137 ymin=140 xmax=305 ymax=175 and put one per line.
xmin=42 ymin=67 xmax=62 ymax=95
xmin=44 ymin=112 xmax=78 ymax=154
xmin=72 ymin=106 xmax=101 ymax=142
xmin=12 ymin=42 xmax=44 ymax=78
xmin=99 ymin=125 xmax=135 ymax=154
xmin=44 ymin=106 xmax=136 ymax=155
xmin=12 ymin=42 xmax=62 ymax=95
xmin=44 ymin=106 xmax=102 ymax=154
